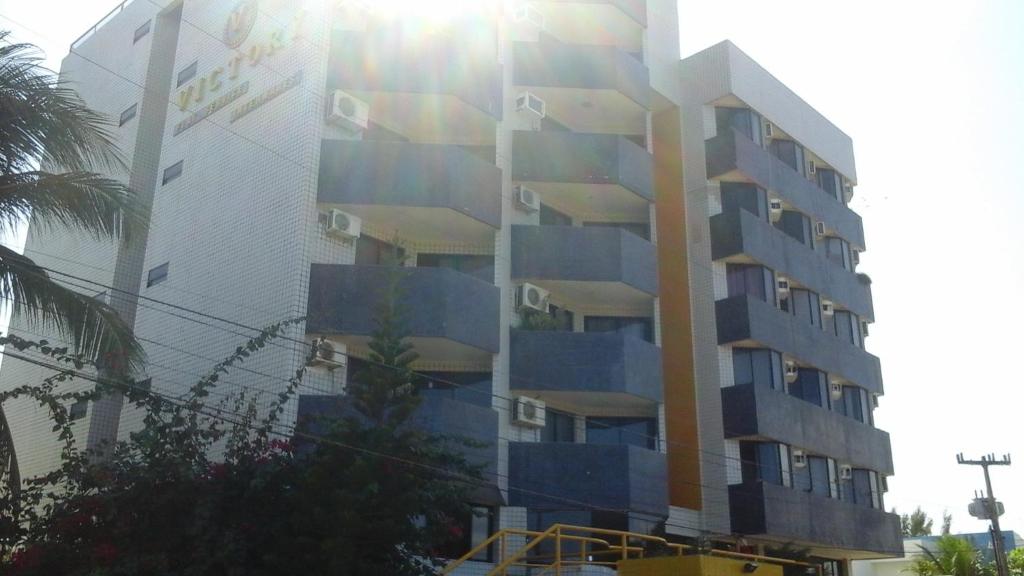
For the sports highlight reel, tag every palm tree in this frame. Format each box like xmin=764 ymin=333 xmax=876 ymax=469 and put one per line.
xmin=911 ymin=535 xmax=995 ymax=576
xmin=0 ymin=32 xmax=143 ymax=373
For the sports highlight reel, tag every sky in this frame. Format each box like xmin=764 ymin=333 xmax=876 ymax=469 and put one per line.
xmin=1 ymin=0 xmax=1023 ymax=540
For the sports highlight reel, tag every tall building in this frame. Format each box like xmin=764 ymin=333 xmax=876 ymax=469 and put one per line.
xmin=0 ymin=0 xmax=900 ymax=570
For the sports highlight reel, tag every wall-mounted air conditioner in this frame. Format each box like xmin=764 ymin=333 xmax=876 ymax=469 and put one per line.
xmin=777 ymin=276 xmax=791 ymax=294
xmin=792 ymin=450 xmax=807 ymax=468
xmin=326 ymin=209 xmax=361 ymax=240
xmin=785 ymin=361 xmax=799 ymax=383
xmin=861 ymin=320 xmax=870 ymax=337
xmin=839 ymin=465 xmax=853 ymax=481
xmin=517 ymin=283 xmax=550 ymax=313
xmin=327 ymin=90 xmax=369 ymax=134
xmin=763 ymin=121 xmax=774 ymax=139
xmin=808 ymin=160 xmax=817 ymax=176
xmin=516 ymin=91 xmax=546 ymax=122
xmin=513 ymin=396 xmax=546 ymax=428
xmin=769 ymin=198 xmax=783 ymax=222
xmin=821 ymin=300 xmax=835 ymax=316
xmin=309 ymin=337 xmax=345 ymax=369
xmin=515 ymin=185 xmax=541 ymax=213
xmin=815 ymin=221 xmax=827 ymax=237
xmin=513 ymin=3 xmax=545 ymax=30
xmin=830 ymin=381 xmax=844 ymax=400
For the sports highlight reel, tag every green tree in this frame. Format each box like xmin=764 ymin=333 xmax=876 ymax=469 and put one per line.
xmin=902 ymin=506 xmax=935 ymax=537
xmin=0 ymin=33 xmax=143 ymax=371
xmin=941 ymin=511 xmax=953 ymax=536
xmin=1007 ymin=548 xmax=1024 ymax=576
xmin=911 ymin=535 xmax=995 ymax=576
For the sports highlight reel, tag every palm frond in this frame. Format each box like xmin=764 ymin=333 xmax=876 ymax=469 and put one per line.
xmin=0 ymin=171 xmax=144 ymax=241
xmin=0 ymin=245 xmax=144 ymax=375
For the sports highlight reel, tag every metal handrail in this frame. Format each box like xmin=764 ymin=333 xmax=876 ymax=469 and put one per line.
xmin=71 ymin=0 xmax=138 ymax=51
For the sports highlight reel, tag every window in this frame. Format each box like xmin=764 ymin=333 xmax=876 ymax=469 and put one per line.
xmin=788 ymin=289 xmax=823 ymax=328
xmin=775 ymin=210 xmax=815 ymax=248
xmin=839 ymin=385 xmax=870 ymax=424
xmin=69 ymin=399 xmax=88 ymax=421
xmin=417 ymin=254 xmax=494 ymax=283
xmin=720 ymin=182 xmax=769 ymax=222
xmin=582 ymin=222 xmax=650 ymax=241
xmin=732 ymin=348 xmax=784 ymax=391
xmin=740 ymin=442 xmax=783 ymax=485
xmin=584 ymin=316 xmax=653 ymax=343
xmin=826 ymin=237 xmax=852 ymax=271
xmin=851 ymin=468 xmax=874 ymax=508
xmin=133 ymin=20 xmax=151 ymax=44
xmin=354 ymin=236 xmax=404 ymax=266
xmin=177 ymin=60 xmax=198 ymax=88
xmin=715 ymin=107 xmax=763 ymax=147
xmin=162 ymin=160 xmax=183 ymax=185
xmin=770 ymin=139 xmax=806 ymax=176
xmin=817 ymin=169 xmax=843 ymax=202
xmin=542 ymin=411 xmax=575 ymax=443
xmin=119 ymin=103 xmax=138 ymax=127
xmin=726 ymin=264 xmax=775 ymax=304
xmin=586 ymin=417 xmax=657 ymax=450
xmin=833 ymin=311 xmax=863 ymax=347
xmin=789 ymin=368 xmax=828 ymax=408
xmin=436 ymin=506 xmax=496 ymax=562
xmin=135 ymin=378 xmax=153 ymax=393
xmin=539 ymin=204 xmax=572 ymax=226
xmin=147 ymin=262 xmax=169 ymax=287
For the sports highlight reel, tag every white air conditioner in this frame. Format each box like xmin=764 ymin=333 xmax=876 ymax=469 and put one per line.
xmin=792 ymin=450 xmax=807 ymax=468
xmin=513 ymin=3 xmax=545 ymax=29
xmin=872 ymin=394 xmax=880 ymax=409
xmin=513 ymin=396 xmax=546 ymax=428
xmin=821 ymin=300 xmax=835 ymax=316
xmin=830 ymin=381 xmax=844 ymax=400
xmin=517 ymin=282 xmax=550 ymax=313
xmin=769 ymin=198 xmax=783 ymax=222
xmin=309 ymin=337 xmax=345 ymax=369
xmin=776 ymin=276 xmax=791 ymax=295
xmin=516 ymin=91 xmax=546 ymax=121
xmin=815 ymin=221 xmax=827 ymax=237
xmin=785 ymin=361 xmax=799 ymax=383
xmin=839 ymin=465 xmax=853 ymax=481
xmin=327 ymin=90 xmax=369 ymax=134
xmin=763 ymin=121 xmax=774 ymax=139
xmin=852 ymin=250 xmax=861 ymax=266
xmin=842 ymin=182 xmax=854 ymax=203
xmin=326 ymin=209 xmax=362 ymax=240
xmin=861 ymin=320 xmax=870 ymax=337
xmin=515 ymin=185 xmax=541 ymax=213
xmin=807 ymin=160 xmax=817 ymax=176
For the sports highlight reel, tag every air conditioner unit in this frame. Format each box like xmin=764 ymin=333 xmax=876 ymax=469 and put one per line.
xmin=769 ymin=198 xmax=783 ymax=222
xmin=852 ymin=250 xmax=861 ymax=266
xmin=872 ymin=394 xmax=880 ymax=409
xmin=516 ymin=91 xmax=546 ymax=121
xmin=821 ymin=300 xmax=835 ymax=316
xmin=326 ymin=209 xmax=362 ymax=240
xmin=815 ymin=221 xmax=827 ymax=237
xmin=776 ymin=276 xmax=791 ymax=295
xmin=807 ymin=160 xmax=817 ymax=176
xmin=515 ymin=185 xmax=541 ymax=213
xmin=830 ymin=381 xmax=844 ymax=400
xmin=309 ymin=337 xmax=345 ymax=369
xmin=861 ymin=320 xmax=870 ymax=337
xmin=327 ymin=90 xmax=369 ymax=134
xmin=517 ymin=283 xmax=550 ymax=313
xmin=839 ymin=465 xmax=853 ymax=481
xmin=763 ymin=121 xmax=774 ymax=139
xmin=785 ymin=361 xmax=799 ymax=383
xmin=842 ymin=182 xmax=854 ymax=203
xmin=792 ymin=450 xmax=807 ymax=468
xmin=513 ymin=3 xmax=545 ymax=29
xmin=513 ymin=396 xmax=546 ymax=428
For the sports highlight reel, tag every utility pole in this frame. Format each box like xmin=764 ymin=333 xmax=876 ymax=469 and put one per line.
xmin=958 ymin=453 xmax=1011 ymax=576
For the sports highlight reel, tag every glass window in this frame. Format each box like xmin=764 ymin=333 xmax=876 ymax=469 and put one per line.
xmin=869 ymin=471 xmax=883 ymax=509
xmin=833 ymin=311 xmax=862 ymax=347
xmin=715 ymin=107 xmax=762 ymax=146
xmin=817 ymin=169 xmax=843 ymax=202
xmin=542 ymin=411 xmax=575 ymax=443
xmin=732 ymin=348 xmax=784 ymax=390
xmin=720 ymin=182 xmax=769 ymax=222
xmin=586 ymin=417 xmax=656 ymax=450
xmin=354 ymin=236 xmax=405 ymax=266
xmin=788 ymin=289 xmax=822 ymax=328
xmin=740 ymin=442 xmax=783 ymax=485
xmin=177 ymin=60 xmax=198 ymax=87
xmin=726 ymin=264 xmax=775 ymax=304
xmin=582 ymin=222 xmax=650 ymax=241
xmin=539 ymin=204 xmax=572 ymax=226
xmin=776 ymin=211 xmax=815 ymax=248
xmin=119 ymin=103 xmax=138 ymax=127
xmin=808 ymin=456 xmax=830 ymax=497
xmin=770 ymin=139 xmax=806 ymax=176
xmin=584 ymin=316 xmax=653 ymax=343
xmin=826 ymin=237 xmax=852 ymax=271
xmin=69 ymin=399 xmax=88 ymax=421
xmin=843 ymin=386 xmax=865 ymax=423
xmin=147 ymin=262 xmax=169 ymax=287
xmin=162 ymin=160 xmax=183 ymax=185
xmin=417 ymin=254 xmax=494 ymax=283
xmin=852 ymin=469 xmax=873 ymax=508
xmin=790 ymin=368 xmax=828 ymax=408
xmin=134 ymin=20 xmax=151 ymax=44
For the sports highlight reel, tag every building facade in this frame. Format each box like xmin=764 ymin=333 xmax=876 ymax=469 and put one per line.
xmin=0 ymin=0 xmax=900 ymax=569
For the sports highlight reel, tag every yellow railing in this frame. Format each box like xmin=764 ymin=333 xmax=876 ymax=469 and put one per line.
xmin=442 ymin=523 xmax=823 ymax=576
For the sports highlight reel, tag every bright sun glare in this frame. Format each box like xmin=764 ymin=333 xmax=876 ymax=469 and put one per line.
xmin=344 ymin=0 xmax=500 ymax=23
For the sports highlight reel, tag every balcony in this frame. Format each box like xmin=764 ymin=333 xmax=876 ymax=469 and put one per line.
xmin=512 ymin=131 xmax=653 ymax=220
xmin=318 ymin=140 xmax=501 ymax=245
xmin=512 ymin=225 xmax=657 ymax=308
xmin=509 ymin=442 xmax=667 ymax=517
xmin=722 ymin=384 xmax=894 ymax=475
xmin=534 ymin=0 xmax=647 ymax=50
xmin=510 ymin=329 xmax=662 ymax=411
xmin=706 ymin=129 xmax=865 ymax=249
xmin=514 ymin=38 xmax=649 ymax=133
xmin=711 ymin=208 xmax=874 ymax=319
xmin=715 ymin=296 xmax=883 ymax=394
xmin=296 ymin=393 xmax=501 ymax=503
xmin=307 ymin=265 xmax=500 ymax=363
xmin=327 ymin=24 xmax=502 ymax=144
xmin=730 ymin=481 xmax=902 ymax=557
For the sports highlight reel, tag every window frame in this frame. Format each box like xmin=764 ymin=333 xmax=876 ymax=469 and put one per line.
xmin=147 ymin=262 xmax=169 ymax=288
xmin=119 ymin=103 xmax=138 ymax=127
xmin=176 ymin=60 xmax=198 ymax=88
xmin=133 ymin=20 xmax=151 ymax=44
xmin=162 ymin=160 xmax=183 ymax=185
